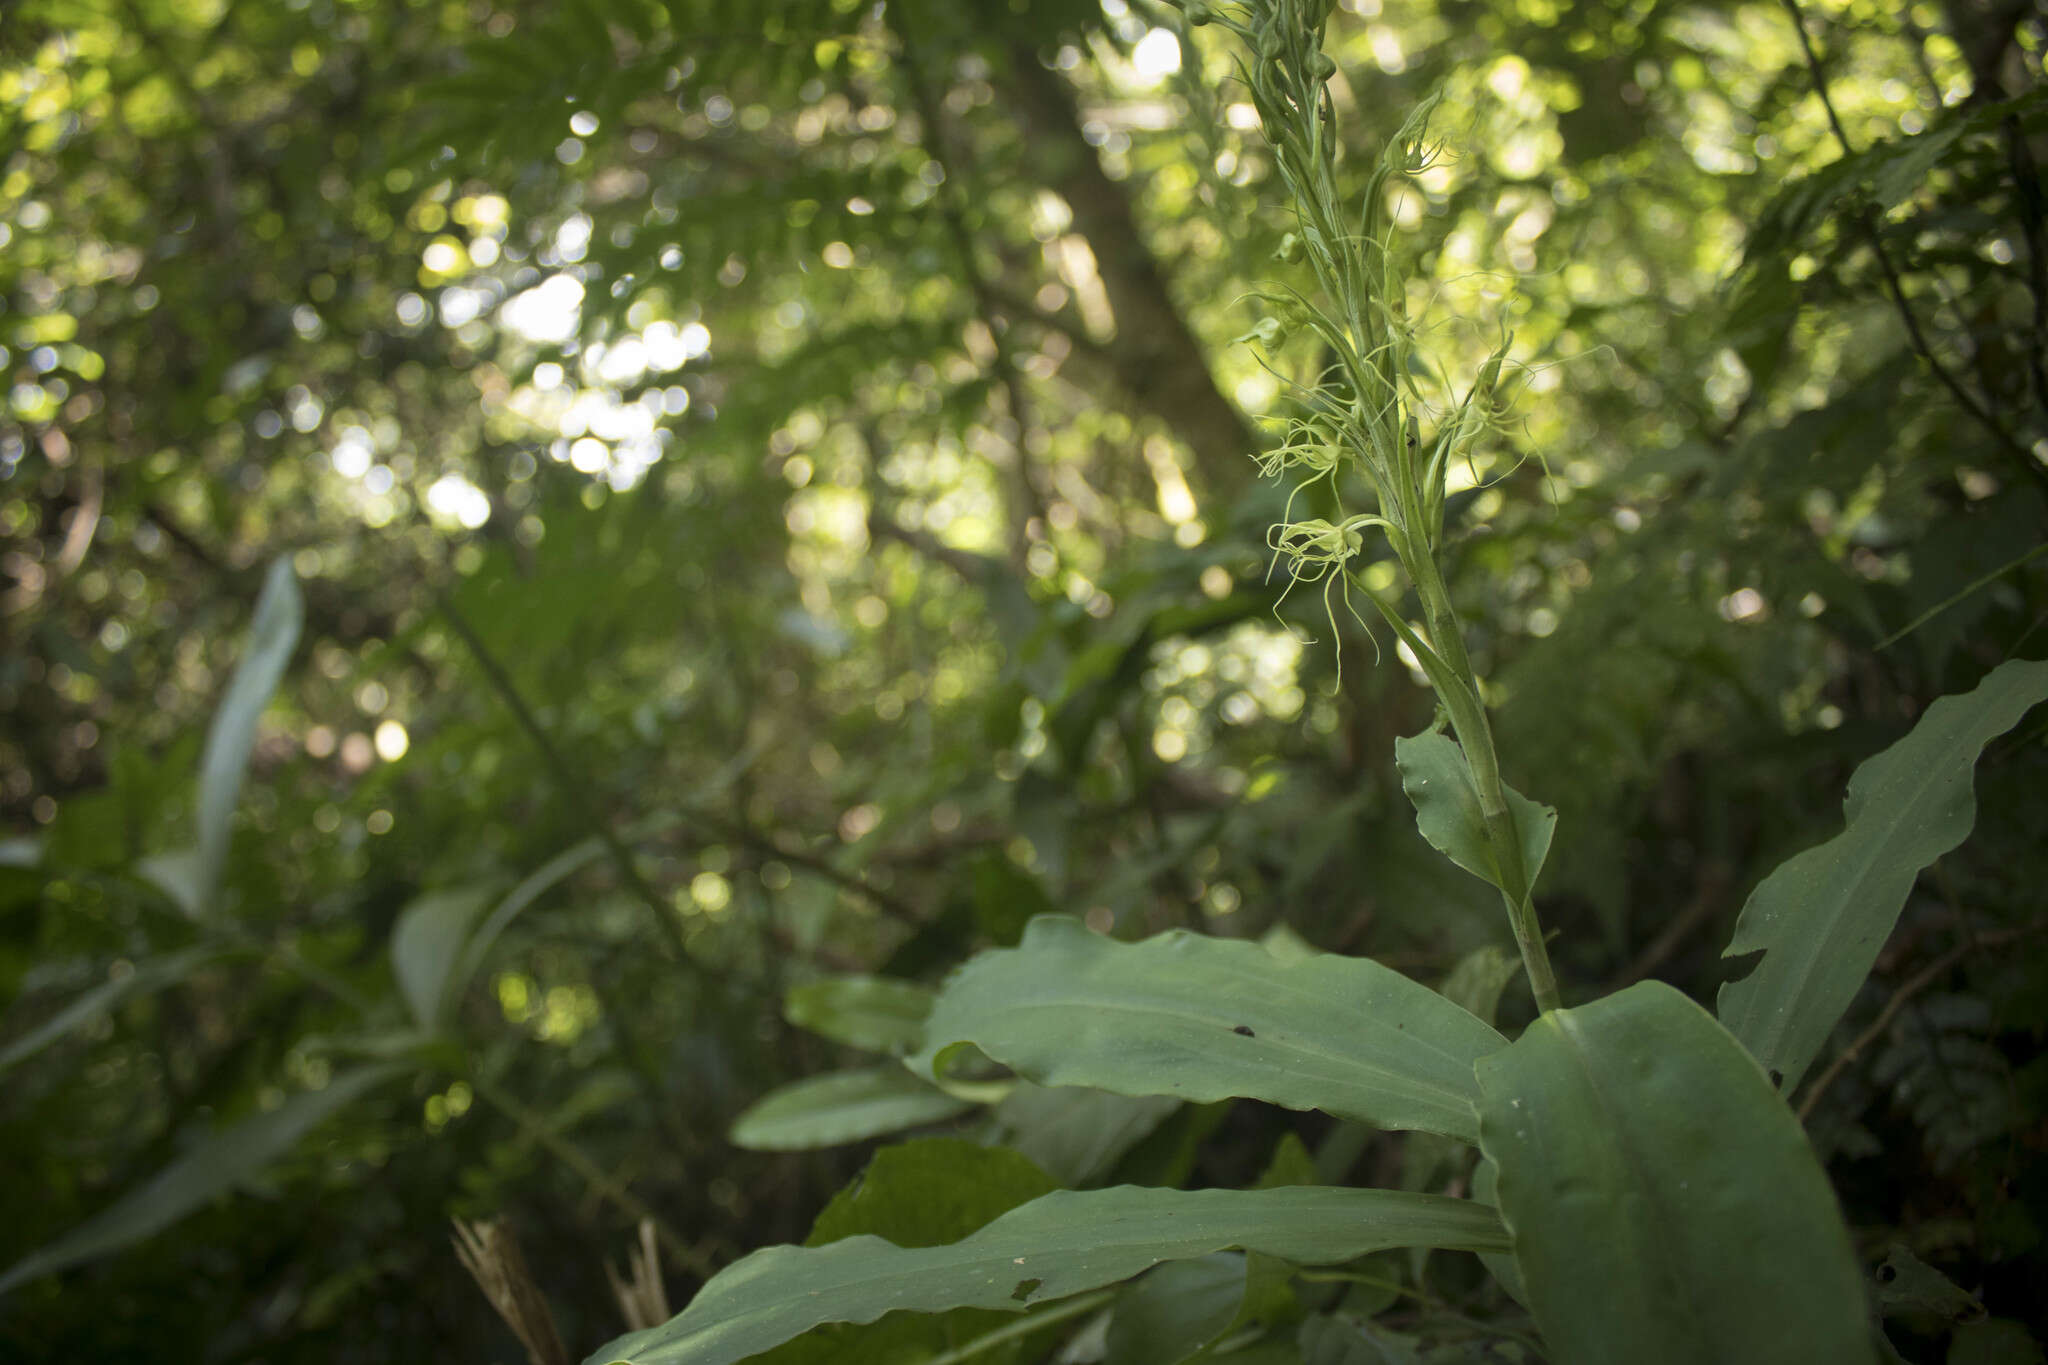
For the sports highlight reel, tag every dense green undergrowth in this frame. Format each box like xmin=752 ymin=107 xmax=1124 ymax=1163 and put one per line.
xmin=3 ymin=0 xmax=2046 ymax=1360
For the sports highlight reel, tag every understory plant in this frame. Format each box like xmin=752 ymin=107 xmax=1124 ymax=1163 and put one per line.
xmin=586 ymin=3 xmax=2048 ymax=1362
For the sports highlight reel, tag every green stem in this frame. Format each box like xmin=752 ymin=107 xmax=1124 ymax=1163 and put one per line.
xmin=1367 ymin=583 xmax=1562 ymax=1014
xmin=921 ymin=1289 xmax=1114 ymax=1365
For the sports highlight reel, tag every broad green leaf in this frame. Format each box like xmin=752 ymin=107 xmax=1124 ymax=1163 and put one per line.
xmin=1405 ymin=945 xmax=1521 ymax=1192
xmin=584 ymin=1184 xmax=1509 ymax=1365
xmin=0 ymin=1064 xmax=402 ymax=1295
xmin=0 ymin=946 xmax=229 ymax=1073
xmin=1393 ymin=732 xmax=1555 ymax=900
xmin=191 ymin=558 xmax=303 ymax=915
xmin=806 ymin=1139 xmax=1058 ymax=1248
xmin=783 ymin=974 xmax=934 ymax=1056
xmin=991 ymin=1083 xmax=1180 ymax=1186
xmin=1718 ymin=657 xmax=2048 ymax=1091
xmin=1259 ymin=921 xmax=1321 ymax=964
xmin=1873 ymin=1245 xmax=1980 ymax=1330
xmin=1436 ymin=944 xmax=1519 ymax=1028
xmin=1104 ymin=1253 xmax=1246 ymax=1365
xmin=910 ymin=916 xmax=1504 ymax=1142
xmin=727 ymin=1066 xmax=973 ymax=1151
xmin=1476 ymin=982 xmax=1874 ymax=1365
xmin=1722 ymin=256 xmax=1796 ymax=386
xmin=1112 ymin=1100 xmax=1230 ymax=1190
xmin=1253 ymin=1132 xmax=1318 ymax=1189
xmin=757 ymin=1140 xmax=1061 ymax=1365
xmin=390 ymin=885 xmax=497 ymax=1031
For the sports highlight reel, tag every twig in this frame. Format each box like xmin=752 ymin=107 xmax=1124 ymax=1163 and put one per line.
xmin=472 ymin=1076 xmax=716 ymax=1278
xmin=437 ymin=592 xmax=695 ymax=966
xmin=1797 ymin=923 xmax=2041 ymax=1121
xmin=2000 ymin=114 xmax=2048 ymax=428
xmin=893 ymin=25 xmax=1051 ymax=567
xmin=1607 ymin=861 xmax=1731 ymax=990
xmin=1778 ymin=0 xmax=2047 ymax=488
xmin=437 ymin=593 xmax=734 ymax=1152
xmin=1875 ymin=541 xmax=2048 ymax=650
xmin=709 ymin=815 xmax=928 ymax=927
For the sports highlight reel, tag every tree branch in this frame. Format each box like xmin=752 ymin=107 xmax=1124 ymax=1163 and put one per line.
xmin=1797 ymin=923 xmax=2041 ymax=1121
xmin=1000 ymin=43 xmax=1262 ymax=494
xmin=1780 ymin=0 xmax=2048 ymax=493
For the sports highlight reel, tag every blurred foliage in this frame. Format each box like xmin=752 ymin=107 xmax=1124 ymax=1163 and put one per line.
xmin=0 ymin=0 xmax=2044 ymax=1359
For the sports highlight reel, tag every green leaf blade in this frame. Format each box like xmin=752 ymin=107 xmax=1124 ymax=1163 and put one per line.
xmin=192 ymin=558 xmax=304 ymax=914
xmin=0 ymin=946 xmax=229 ymax=1074
xmin=1394 ymin=732 xmax=1555 ymax=897
xmin=783 ymin=974 xmax=934 ymax=1056
xmin=0 ymin=1063 xmax=402 ymax=1295
xmin=1717 ymin=657 xmax=2048 ymax=1090
xmin=390 ymin=885 xmax=497 ymax=1031
xmin=728 ymin=1067 xmax=974 ymax=1151
xmin=585 ymin=1184 xmax=1508 ymax=1365
xmin=909 ymin=916 xmax=1505 ymax=1142
xmin=1476 ymin=982 xmax=1874 ymax=1365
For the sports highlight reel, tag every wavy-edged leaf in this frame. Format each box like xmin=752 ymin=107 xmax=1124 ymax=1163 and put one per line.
xmin=1476 ymin=982 xmax=1874 ymax=1365
xmin=1394 ymin=732 xmax=1555 ymax=899
xmin=191 ymin=557 xmax=303 ymax=914
xmin=0 ymin=946 xmax=230 ymax=1073
xmin=584 ymin=1185 xmax=1509 ymax=1365
xmin=910 ymin=916 xmax=1503 ymax=1142
xmin=728 ymin=1066 xmax=974 ymax=1151
xmin=752 ymin=1140 xmax=1062 ymax=1365
xmin=783 ymin=974 xmax=933 ymax=1056
xmin=0 ymin=1063 xmax=403 ymax=1295
xmin=1718 ymin=657 xmax=2048 ymax=1091
xmin=805 ymin=1139 xmax=1057 ymax=1248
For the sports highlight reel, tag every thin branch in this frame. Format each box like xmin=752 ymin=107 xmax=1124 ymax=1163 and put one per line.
xmin=894 ymin=25 xmax=1050 ymax=567
xmin=436 ymin=593 xmax=716 ymax=1154
xmin=2001 ymin=114 xmax=2048 ymax=427
xmin=866 ymin=507 xmax=1007 ymax=586
xmin=1875 ymin=541 xmax=2048 ymax=650
xmin=1778 ymin=0 xmax=2048 ymax=489
xmin=693 ymin=809 xmax=929 ymax=928
xmin=998 ymin=39 xmax=1264 ymax=492
xmin=437 ymin=592 xmax=694 ymax=966
xmin=1797 ymin=923 xmax=2042 ymax=1121
xmin=471 ymin=1076 xmax=716 ymax=1278
xmin=1607 ymin=861 xmax=1731 ymax=990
